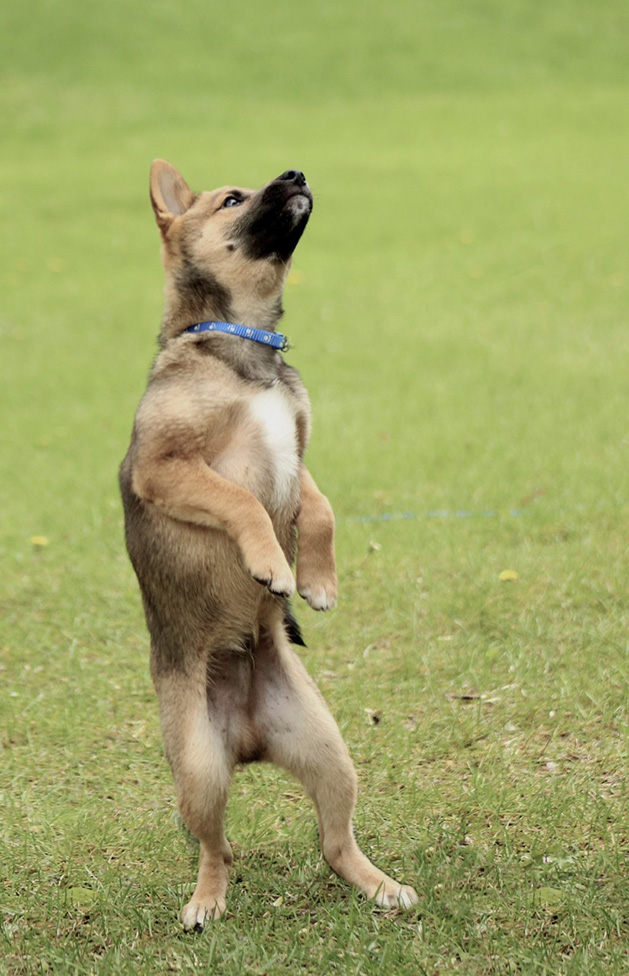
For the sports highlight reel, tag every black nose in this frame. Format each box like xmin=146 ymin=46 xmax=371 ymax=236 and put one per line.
xmin=277 ymin=169 xmax=307 ymax=187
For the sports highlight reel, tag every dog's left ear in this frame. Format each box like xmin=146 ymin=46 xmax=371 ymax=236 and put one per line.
xmin=150 ymin=159 xmax=196 ymax=231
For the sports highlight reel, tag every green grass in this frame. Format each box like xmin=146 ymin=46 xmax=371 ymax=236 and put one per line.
xmin=1 ymin=1 xmax=628 ymax=973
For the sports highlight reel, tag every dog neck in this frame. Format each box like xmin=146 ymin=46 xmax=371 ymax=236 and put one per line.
xmin=157 ymin=276 xmax=289 ymax=384
xmin=168 ymin=318 xmax=287 ymax=386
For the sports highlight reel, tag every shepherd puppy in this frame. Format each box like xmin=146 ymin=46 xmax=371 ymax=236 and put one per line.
xmin=119 ymin=161 xmax=418 ymax=929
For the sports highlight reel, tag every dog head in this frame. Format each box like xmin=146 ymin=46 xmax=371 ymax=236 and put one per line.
xmin=150 ymin=160 xmax=313 ymax=341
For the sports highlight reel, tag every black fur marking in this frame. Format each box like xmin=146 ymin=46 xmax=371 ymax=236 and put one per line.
xmin=231 ymin=178 xmax=312 ymax=263
xmin=176 ymin=243 xmax=234 ymax=324
xmin=284 ymin=606 xmax=306 ymax=647
xmin=177 ymin=262 xmax=233 ymax=322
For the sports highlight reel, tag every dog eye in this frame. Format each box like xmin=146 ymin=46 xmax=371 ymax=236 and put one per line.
xmin=222 ymin=195 xmax=242 ymax=208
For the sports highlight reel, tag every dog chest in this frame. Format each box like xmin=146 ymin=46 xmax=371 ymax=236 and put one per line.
xmin=248 ymin=386 xmax=300 ymax=508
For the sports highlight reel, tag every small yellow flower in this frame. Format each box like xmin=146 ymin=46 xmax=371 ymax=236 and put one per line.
xmin=30 ymin=536 xmax=49 ymax=547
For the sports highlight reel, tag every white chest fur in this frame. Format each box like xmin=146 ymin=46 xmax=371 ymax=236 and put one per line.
xmin=248 ymin=386 xmax=299 ymax=509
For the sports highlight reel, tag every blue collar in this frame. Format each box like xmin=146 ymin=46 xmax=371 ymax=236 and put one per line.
xmin=184 ymin=320 xmax=290 ymax=352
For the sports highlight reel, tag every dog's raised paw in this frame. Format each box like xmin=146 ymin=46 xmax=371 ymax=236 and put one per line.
xmin=298 ymin=582 xmax=337 ymax=611
xmin=253 ymin=568 xmax=295 ymax=599
xmin=268 ymin=576 xmax=296 ymax=598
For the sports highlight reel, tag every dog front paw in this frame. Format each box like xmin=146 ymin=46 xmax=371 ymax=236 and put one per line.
xmin=250 ymin=557 xmax=295 ymax=598
xmin=297 ymin=573 xmax=337 ymax=611
xmin=241 ymin=535 xmax=296 ymax=598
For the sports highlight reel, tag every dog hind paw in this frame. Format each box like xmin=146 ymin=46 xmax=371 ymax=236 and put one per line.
xmin=374 ymin=883 xmax=419 ymax=911
xmin=181 ymin=896 xmax=226 ymax=931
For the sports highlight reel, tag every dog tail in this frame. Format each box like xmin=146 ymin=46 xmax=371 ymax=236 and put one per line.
xmin=283 ymin=604 xmax=306 ymax=647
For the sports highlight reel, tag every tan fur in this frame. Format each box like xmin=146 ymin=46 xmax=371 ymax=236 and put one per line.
xmin=119 ymin=160 xmax=418 ymax=929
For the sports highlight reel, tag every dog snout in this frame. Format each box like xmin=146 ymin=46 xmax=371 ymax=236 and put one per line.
xmin=277 ymin=170 xmax=307 ymax=188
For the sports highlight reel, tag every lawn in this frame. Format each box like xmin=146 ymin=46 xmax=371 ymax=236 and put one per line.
xmin=1 ymin=1 xmax=628 ymax=973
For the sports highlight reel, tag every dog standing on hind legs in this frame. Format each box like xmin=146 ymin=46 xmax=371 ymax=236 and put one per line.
xmin=119 ymin=159 xmax=418 ymax=929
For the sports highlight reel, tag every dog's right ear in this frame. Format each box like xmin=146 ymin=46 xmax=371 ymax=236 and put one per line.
xmin=150 ymin=159 xmax=196 ymax=232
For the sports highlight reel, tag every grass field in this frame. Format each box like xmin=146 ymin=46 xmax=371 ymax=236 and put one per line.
xmin=1 ymin=1 xmax=628 ymax=973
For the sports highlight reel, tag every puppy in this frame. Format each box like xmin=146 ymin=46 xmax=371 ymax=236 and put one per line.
xmin=119 ymin=161 xmax=418 ymax=929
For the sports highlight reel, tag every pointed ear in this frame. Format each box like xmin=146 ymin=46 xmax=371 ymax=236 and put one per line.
xmin=150 ymin=159 xmax=196 ymax=230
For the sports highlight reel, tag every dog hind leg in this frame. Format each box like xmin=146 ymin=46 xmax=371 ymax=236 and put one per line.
xmin=153 ymin=669 xmax=235 ymax=930
xmin=254 ymin=624 xmax=419 ymax=910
